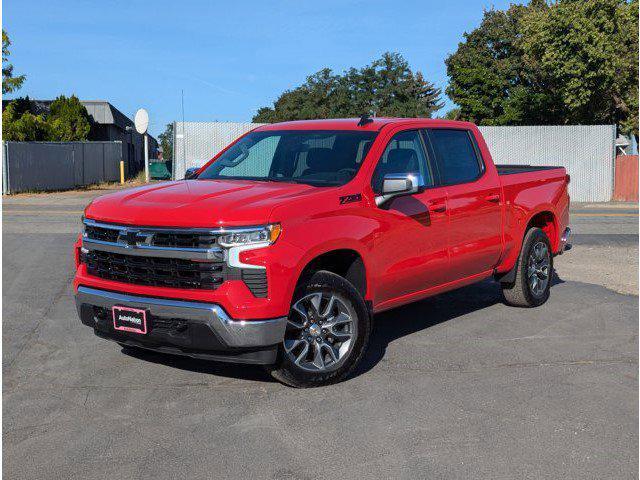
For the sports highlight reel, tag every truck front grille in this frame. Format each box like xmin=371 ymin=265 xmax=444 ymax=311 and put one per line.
xmin=84 ymin=224 xmax=218 ymax=249
xmin=151 ymin=232 xmax=217 ymax=249
xmin=85 ymin=225 xmax=120 ymax=243
xmin=84 ymin=250 xmax=225 ymax=290
xmin=82 ymin=219 xmax=268 ymax=297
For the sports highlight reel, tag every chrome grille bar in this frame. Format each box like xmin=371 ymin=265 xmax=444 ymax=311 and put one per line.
xmin=82 ymin=218 xmax=230 ymax=260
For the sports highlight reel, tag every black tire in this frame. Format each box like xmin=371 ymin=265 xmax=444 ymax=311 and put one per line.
xmin=501 ymin=227 xmax=553 ymax=307
xmin=269 ymin=270 xmax=371 ymax=388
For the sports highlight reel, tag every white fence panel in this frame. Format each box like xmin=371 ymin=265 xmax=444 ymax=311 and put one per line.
xmin=173 ymin=122 xmax=615 ymax=202
xmin=479 ymin=125 xmax=615 ymax=202
xmin=172 ymin=121 xmax=266 ymax=180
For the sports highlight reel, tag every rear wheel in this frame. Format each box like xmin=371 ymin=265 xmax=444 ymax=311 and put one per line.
xmin=269 ymin=271 xmax=371 ymax=387
xmin=501 ymin=227 xmax=553 ymax=307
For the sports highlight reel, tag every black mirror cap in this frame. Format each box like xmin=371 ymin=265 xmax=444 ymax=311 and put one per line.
xmin=184 ymin=167 xmax=199 ymax=180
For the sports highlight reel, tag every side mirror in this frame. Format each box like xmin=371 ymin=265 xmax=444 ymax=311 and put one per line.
xmin=184 ymin=167 xmax=199 ymax=180
xmin=375 ymin=173 xmax=425 ymax=206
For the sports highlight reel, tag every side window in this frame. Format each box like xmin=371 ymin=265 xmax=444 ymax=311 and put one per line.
xmin=371 ymin=130 xmax=432 ymax=194
xmin=427 ymin=129 xmax=483 ymax=185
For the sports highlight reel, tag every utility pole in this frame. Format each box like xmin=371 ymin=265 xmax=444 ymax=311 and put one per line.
xmin=143 ymin=133 xmax=149 ymax=182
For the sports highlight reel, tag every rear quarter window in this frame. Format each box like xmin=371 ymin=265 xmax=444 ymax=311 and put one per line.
xmin=428 ymin=129 xmax=484 ymax=185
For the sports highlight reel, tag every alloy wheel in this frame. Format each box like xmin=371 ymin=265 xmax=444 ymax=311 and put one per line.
xmin=527 ymin=241 xmax=550 ymax=297
xmin=283 ymin=292 xmax=357 ymax=372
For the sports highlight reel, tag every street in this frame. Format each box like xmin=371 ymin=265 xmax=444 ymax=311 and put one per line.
xmin=2 ymin=189 xmax=638 ymax=479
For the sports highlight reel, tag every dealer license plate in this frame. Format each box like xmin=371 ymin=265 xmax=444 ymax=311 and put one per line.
xmin=112 ymin=306 xmax=147 ymax=334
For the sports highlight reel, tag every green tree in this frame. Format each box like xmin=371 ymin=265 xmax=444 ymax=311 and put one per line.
xmin=46 ymin=95 xmax=91 ymax=141
xmin=443 ymin=107 xmax=462 ymax=120
xmin=446 ymin=0 xmax=639 ymax=134
xmin=158 ymin=123 xmax=173 ymax=161
xmin=521 ymin=0 xmax=638 ymax=134
xmin=2 ymin=29 xmax=26 ymax=94
xmin=2 ymin=99 xmax=47 ymax=141
xmin=253 ymin=53 xmax=443 ymax=122
xmin=445 ymin=1 xmax=553 ymax=126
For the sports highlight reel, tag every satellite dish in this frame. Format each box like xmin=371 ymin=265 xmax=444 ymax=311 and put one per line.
xmin=134 ymin=108 xmax=149 ymax=134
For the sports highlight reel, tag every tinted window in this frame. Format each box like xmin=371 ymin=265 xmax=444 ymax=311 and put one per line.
xmin=198 ymin=130 xmax=377 ymax=186
xmin=428 ymin=129 xmax=483 ymax=184
xmin=371 ymin=130 xmax=432 ymax=194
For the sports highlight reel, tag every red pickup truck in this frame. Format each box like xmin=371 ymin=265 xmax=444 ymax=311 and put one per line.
xmin=74 ymin=118 xmax=570 ymax=387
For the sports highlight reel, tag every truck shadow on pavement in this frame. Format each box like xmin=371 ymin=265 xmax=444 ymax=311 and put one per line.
xmin=121 ymin=274 xmax=564 ymax=384
xmin=354 ymin=273 xmax=564 ymax=378
xmin=121 ymin=345 xmax=275 ymax=382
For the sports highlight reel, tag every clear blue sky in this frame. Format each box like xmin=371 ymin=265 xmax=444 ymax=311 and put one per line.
xmin=4 ymin=0 xmax=518 ymax=137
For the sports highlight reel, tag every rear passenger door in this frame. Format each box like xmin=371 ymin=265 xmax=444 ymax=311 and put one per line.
xmin=424 ymin=128 xmax=502 ymax=282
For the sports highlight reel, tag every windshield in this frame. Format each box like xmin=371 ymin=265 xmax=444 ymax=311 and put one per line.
xmin=197 ymin=130 xmax=378 ymax=186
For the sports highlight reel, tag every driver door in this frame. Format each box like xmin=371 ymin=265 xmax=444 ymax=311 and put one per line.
xmin=369 ymin=129 xmax=449 ymax=307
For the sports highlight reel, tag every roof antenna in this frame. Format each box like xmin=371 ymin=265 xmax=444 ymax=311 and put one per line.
xmin=357 ymin=113 xmax=374 ymax=127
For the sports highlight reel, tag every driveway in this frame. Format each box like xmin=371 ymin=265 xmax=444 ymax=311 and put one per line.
xmin=3 ymin=190 xmax=638 ymax=479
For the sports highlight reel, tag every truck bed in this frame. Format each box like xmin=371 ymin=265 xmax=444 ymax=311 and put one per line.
xmin=496 ymin=164 xmax=564 ymax=175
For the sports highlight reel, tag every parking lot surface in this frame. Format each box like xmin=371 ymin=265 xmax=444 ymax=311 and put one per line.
xmin=3 ymin=190 xmax=638 ymax=479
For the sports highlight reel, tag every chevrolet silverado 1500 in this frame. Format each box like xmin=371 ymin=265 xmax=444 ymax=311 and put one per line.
xmin=74 ymin=118 xmax=570 ymax=387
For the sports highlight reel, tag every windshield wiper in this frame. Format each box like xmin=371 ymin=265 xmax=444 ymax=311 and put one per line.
xmin=265 ymin=177 xmax=302 ymax=184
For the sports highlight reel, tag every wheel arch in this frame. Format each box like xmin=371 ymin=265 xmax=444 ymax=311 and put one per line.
xmin=526 ymin=210 xmax=559 ymax=253
xmin=498 ymin=209 xmax=558 ymax=285
xmin=294 ymin=248 xmax=368 ymax=300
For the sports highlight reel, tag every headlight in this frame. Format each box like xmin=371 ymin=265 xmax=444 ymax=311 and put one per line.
xmin=218 ymin=224 xmax=281 ymax=248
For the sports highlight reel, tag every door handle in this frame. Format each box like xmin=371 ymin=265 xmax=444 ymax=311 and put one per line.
xmin=485 ymin=194 xmax=500 ymax=203
xmin=430 ymin=203 xmax=446 ymax=213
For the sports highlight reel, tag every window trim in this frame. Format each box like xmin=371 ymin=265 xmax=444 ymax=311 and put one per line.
xmin=423 ymin=128 xmax=486 ymax=187
xmin=370 ymin=128 xmax=437 ymax=194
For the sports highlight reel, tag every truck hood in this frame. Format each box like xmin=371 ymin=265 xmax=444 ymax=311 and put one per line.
xmin=85 ymin=179 xmax=319 ymax=227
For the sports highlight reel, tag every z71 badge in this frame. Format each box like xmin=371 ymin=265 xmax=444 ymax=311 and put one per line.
xmin=339 ymin=193 xmax=362 ymax=205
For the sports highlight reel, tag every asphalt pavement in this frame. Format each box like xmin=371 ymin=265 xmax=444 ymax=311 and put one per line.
xmin=2 ymin=190 xmax=638 ymax=479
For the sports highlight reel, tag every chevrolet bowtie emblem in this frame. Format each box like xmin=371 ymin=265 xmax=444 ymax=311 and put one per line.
xmin=118 ymin=229 xmax=153 ymax=247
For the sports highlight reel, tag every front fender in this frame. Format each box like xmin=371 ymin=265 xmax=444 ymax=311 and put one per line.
xmin=277 ymin=210 xmax=377 ymax=305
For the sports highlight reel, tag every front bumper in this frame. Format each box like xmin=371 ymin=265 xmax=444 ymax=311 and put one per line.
xmin=75 ymin=286 xmax=287 ymax=365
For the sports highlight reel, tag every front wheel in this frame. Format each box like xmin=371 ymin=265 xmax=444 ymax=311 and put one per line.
xmin=269 ymin=270 xmax=371 ymax=388
xmin=501 ymin=227 xmax=553 ymax=307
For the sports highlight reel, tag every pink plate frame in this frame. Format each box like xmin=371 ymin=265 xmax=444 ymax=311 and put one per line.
xmin=112 ymin=306 xmax=148 ymax=334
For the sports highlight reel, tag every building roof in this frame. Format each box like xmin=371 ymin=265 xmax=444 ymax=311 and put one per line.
xmin=79 ymin=100 xmax=134 ymax=129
